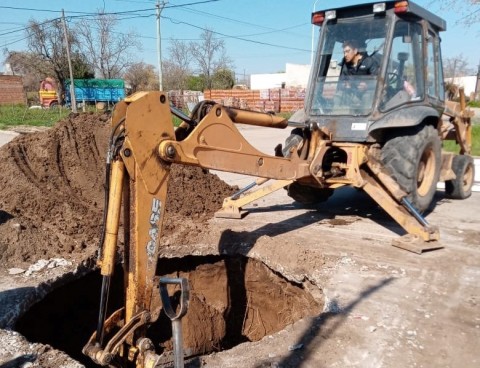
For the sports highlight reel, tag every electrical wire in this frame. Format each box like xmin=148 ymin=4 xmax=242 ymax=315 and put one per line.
xmin=173 ymin=5 xmax=308 ymax=39
xmin=1 ymin=0 xmax=309 ymax=52
xmin=0 ymin=17 xmax=60 ymax=37
xmin=163 ymin=15 xmax=310 ymax=53
xmin=0 ymin=0 xmax=220 ymax=17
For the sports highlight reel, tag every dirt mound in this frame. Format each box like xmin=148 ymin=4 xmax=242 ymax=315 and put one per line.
xmin=0 ymin=113 xmax=235 ymax=268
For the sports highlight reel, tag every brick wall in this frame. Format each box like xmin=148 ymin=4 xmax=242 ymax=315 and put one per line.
xmin=0 ymin=75 xmax=26 ymax=105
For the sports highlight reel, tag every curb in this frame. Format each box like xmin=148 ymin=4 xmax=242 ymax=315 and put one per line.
xmin=474 ymin=158 xmax=480 ymax=192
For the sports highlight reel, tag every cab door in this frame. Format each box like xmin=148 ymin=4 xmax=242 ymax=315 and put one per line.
xmin=425 ymin=26 xmax=445 ymax=112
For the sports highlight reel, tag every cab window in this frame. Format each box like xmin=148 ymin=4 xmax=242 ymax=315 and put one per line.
xmin=380 ymin=21 xmax=424 ymax=111
xmin=426 ymin=30 xmax=444 ymax=101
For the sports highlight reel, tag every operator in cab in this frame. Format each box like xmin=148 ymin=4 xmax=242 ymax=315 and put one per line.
xmin=340 ymin=39 xmax=379 ymax=77
xmin=338 ymin=39 xmax=379 ymax=108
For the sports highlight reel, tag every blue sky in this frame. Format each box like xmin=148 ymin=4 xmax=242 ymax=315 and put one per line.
xmin=0 ymin=0 xmax=479 ymax=78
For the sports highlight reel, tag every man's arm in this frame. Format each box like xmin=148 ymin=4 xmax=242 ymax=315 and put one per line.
xmin=364 ymin=56 xmax=379 ymax=75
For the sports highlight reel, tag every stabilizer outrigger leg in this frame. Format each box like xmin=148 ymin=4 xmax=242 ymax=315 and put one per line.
xmin=215 ymin=178 xmax=294 ymax=218
xmin=360 ymin=168 xmax=442 ymax=254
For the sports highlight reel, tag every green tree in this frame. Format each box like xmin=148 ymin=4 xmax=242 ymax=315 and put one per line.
xmin=124 ymin=62 xmax=158 ymax=93
xmin=212 ymin=68 xmax=235 ymax=89
xmin=186 ymin=75 xmax=204 ymax=91
xmin=72 ymin=52 xmax=95 ymax=79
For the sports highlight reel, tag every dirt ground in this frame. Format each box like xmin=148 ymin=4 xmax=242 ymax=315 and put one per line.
xmin=0 ymin=113 xmax=479 ymax=368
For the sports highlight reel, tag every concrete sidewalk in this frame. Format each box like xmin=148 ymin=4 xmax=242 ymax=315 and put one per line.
xmin=0 ymin=130 xmax=18 ymax=147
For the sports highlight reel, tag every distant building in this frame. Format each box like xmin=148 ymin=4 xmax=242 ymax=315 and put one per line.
xmin=3 ymin=63 xmax=14 ymax=75
xmin=445 ymin=76 xmax=478 ymax=99
xmin=0 ymin=75 xmax=26 ymax=105
xmin=250 ymin=63 xmax=311 ymax=90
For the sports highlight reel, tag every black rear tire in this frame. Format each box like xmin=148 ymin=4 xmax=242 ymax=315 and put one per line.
xmin=287 ymin=182 xmax=334 ymax=205
xmin=445 ymin=155 xmax=474 ymax=199
xmin=381 ymin=125 xmax=441 ymax=213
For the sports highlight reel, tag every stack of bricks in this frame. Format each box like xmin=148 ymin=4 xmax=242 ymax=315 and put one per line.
xmin=0 ymin=75 xmax=26 ymax=105
xmin=168 ymin=90 xmax=203 ymax=109
xmin=204 ymin=88 xmax=305 ymax=113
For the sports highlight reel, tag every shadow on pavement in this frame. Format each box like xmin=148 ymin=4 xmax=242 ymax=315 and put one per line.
xmin=0 ymin=354 xmax=36 ymax=368
xmin=247 ymin=185 xmax=451 ymax=238
xmin=256 ymin=277 xmax=395 ymax=368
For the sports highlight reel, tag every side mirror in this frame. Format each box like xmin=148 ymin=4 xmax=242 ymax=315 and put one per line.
xmin=397 ymin=52 xmax=409 ymax=62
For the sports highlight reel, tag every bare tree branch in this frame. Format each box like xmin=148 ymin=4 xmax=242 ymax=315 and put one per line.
xmin=434 ymin=0 xmax=480 ymax=26
xmin=23 ymin=18 xmax=86 ymax=103
xmin=75 ymin=13 xmax=141 ymax=79
xmin=163 ymin=38 xmax=192 ymax=90
xmin=189 ymin=29 xmax=233 ymax=90
xmin=444 ymin=54 xmax=475 ymax=78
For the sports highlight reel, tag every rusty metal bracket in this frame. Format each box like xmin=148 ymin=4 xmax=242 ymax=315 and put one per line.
xmin=83 ymin=309 xmax=151 ymax=366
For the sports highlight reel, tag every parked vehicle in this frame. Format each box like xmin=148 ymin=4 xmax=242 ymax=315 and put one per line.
xmin=39 ymin=78 xmax=126 ymax=108
xmin=65 ymin=79 xmax=126 ymax=107
xmin=38 ymin=78 xmax=59 ymax=108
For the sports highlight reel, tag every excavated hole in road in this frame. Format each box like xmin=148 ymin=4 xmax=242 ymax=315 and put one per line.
xmin=16 ymin=255 xmax=322 ymax=367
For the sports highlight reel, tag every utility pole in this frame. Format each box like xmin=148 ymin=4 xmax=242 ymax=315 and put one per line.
xmin=475 ymin=60 xmax=480 ymax=101
xmin=156 ymin=1 xmax=167 ymax=91
xmin=61 ymin=9 xmax=77 ymax=113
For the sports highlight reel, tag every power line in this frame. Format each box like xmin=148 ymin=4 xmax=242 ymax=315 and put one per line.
xmin=1 ymin=1 xmax=310 ymax=60
xmin=163 ymin=15 xmax=310 ymax=53
xmin=1 ymin=35 xmax=31 ymax=47
xmin=0 ymin=1 xmax=220 ymax=16
xmin=165 ymin=0 xmax=220 ymax=9
xmin=0 ymin=6 xmax=98 ymax=15
xmin=0 ymin=18 xmax=60 ymax=37
xmin=174 ymin=5 xmax=308 ymax=39
xmin=0 ymin=0 xmax=306 ymax=44
xmin=113 ymin=0 xmax=157 ymax=3
xmin=1 ymin=20 xmax=59 ymax=47
xmin=227 ymin=23 xmax=309 ymax=39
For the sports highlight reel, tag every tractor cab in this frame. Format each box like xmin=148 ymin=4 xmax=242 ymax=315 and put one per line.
xmin=306 ymin=1 xmax=446 ymax=142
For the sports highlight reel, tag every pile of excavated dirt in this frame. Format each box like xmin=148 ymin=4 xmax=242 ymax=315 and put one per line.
xmin=0 ymin=112 xmax=236 ymax=269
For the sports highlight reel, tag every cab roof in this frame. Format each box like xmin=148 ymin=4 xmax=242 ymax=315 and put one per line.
xmin=315 ymin=1 xmax=446 ymax=32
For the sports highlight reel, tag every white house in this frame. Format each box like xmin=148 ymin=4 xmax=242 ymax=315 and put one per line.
xmin=445 ymin=75 xmax=478 ymax=98
xmin=250 ymin=63 xmax=311 ymax=90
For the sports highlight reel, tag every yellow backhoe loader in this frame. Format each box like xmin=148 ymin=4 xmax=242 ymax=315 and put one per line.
xmin=83 ymin=1 xmax=474 ymax=367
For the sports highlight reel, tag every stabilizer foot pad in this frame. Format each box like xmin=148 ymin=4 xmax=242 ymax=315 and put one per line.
xmin=392 ymin=234 xmax=444 ymax=254
xmin=214 ymin=208 xmax=249 ymax=219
